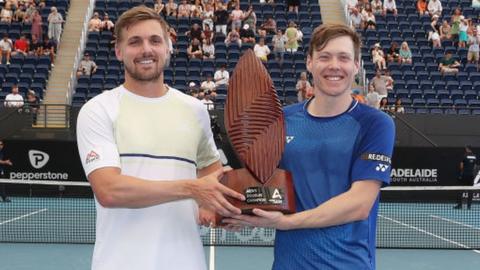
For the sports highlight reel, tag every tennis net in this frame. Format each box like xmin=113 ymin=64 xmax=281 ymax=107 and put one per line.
xmin=0 ymin=179 xmax=479 ymax=249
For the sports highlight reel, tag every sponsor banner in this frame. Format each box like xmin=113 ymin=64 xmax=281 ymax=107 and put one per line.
xmin=1 ymin=140 xmax=87 ymax=182
xmin=391 ymin=147 xmax=467 ymax=186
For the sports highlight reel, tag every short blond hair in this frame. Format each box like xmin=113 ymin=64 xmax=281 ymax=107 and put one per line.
xmin=308 ymin=24 xmax=361 ymax=62
xmin=114 ymin=5 xmax=169 ymax=43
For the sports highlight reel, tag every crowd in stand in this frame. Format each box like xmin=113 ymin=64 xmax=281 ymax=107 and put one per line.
xmin=83 ymin=0 xmax=310 ymax=107
xmin=0 ymin=1 xmax=64 ymax=66
xmin=346 ymin=0 xmax=480 ymax=113
xmin=0 ymin=1 xmax=67 ymax=111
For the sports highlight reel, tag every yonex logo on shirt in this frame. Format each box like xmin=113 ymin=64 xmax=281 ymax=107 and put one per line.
xmin=376 ymin=164 xmax=389 ymax=172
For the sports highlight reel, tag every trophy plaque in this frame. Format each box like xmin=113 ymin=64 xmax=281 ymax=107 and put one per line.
xmin=217 ymin=50 xmax=296 ymax=222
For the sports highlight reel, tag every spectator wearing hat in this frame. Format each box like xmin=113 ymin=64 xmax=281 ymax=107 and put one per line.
xmin=88 ymin=12 xmax=102 ymax=32
xmin=240 ymin=24 xmax=255 ymax=44
xmin=372 ymin=43 xmax=387 ymax=70
xmin=187 ymin=81 xmax=199 ymax=97
xmin=77 ymin=53 xmax=97 ymax=78
xmin=48 ymin=7 xmax=64 ymax=43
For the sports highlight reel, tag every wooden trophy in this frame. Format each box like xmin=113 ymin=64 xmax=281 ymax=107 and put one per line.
xmin=216 ymin=50 xmax=296 ymax=223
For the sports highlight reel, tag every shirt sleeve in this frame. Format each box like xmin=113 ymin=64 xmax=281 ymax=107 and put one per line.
xmin=76 ymin=98 xmax=121 ymax=177
xmin=196 ymin=104 xmax=220 ymax=169
xmin=351 ymin=112 xmax=395 ymax=186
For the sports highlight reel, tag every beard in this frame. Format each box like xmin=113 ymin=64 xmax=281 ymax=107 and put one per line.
xmin=123 ymin=53 xmax=170 ymax=82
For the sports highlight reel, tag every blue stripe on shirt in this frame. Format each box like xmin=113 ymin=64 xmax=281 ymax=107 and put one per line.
xmin=119 ymin=153 xmax=197 ymax=166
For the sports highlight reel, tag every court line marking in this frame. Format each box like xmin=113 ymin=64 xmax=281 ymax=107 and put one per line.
xmin=430 ymin=215 xmax=480 ymax=232
xmin=0 ymin=208 xmax=48 ymax=225
xmin=379 ymin=214 xmax=480 ymax=254
xmin=429 ymin=215 xmax=480 ymax=254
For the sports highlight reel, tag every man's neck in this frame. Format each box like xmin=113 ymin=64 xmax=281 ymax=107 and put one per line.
xmin=123 ymin=76 xmax=167 ymax=98
xmin=307 ymin=91 xmax=353 ymax=118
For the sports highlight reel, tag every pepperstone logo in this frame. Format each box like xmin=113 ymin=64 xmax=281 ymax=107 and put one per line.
xmin=28 ymin=150 xmax=49 ymax=169
xmin=86 ymin=150 xmax=100 ymax=164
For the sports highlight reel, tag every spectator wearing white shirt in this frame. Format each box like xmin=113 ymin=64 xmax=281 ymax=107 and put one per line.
xmin=383 ymin=0 xmax=397 ymax=16
xmin=201 ymin=93 xmax=214 ymax=110
xmin=427 ymin=0 xmax=442 ymax=17
xmin=214 ymin=64 xmax=229 ymax=86
xmin=230 ymin=4 xmax=244 ymax=31
xmin=350 ymin=8 xmax=363 ymax=29
xmin=4 ymin=85 xmax=24 ymax=108
xmin=371 ymin=0 xmax=383 ymax=15
xmin=202 ymin=38 xmax=215 ymax=59
xmin=200 ymin=74 xmax=216 ymax=95
xmin=253 ymin=37 xmax=270 ymax=63
xmin=272 ymin=29 xmax=288 ymax=64
xmin=0 ymin=34 xmax=13 ymax=65
xmin=346 ymin=0 xmax=358 ymax=13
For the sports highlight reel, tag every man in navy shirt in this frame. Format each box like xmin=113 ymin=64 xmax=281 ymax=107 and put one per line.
xmin=225 ymin=24 xmax=395 ymax=270
xmin=454 ymin=145 xmax=477 ymax=209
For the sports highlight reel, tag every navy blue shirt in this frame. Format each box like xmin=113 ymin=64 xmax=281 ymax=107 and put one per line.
xmin=274 ymin=99 xmax=395 ymax=270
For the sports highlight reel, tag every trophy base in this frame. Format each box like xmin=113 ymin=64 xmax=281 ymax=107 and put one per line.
xmin=215 ymin=168 xmax=296 ymax=224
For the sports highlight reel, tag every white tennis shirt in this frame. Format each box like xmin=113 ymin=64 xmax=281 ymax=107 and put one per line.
xmin=77 ymin=85 xmax=220 ymax=270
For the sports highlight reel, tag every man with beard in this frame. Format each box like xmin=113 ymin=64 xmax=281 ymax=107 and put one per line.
xmin=76 ymin=6 xmax=244 ymax=270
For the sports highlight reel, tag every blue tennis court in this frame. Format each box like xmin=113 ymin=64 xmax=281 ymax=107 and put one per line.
xmin=1 ymin=243 xmax=480 ymax=270
xmin=1 ymin=185 xmax=479 ymax=269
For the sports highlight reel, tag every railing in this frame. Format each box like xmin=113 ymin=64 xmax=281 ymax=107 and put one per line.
xmin=67 ymin=0 xmax=96 ymax=104
xmin=1 ymin=102 xmax=71 ymax=128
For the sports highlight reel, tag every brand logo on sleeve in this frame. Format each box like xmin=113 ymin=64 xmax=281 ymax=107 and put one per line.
xmin=86 ymin=150 xmax=100 ymax=164
xmin=375 ymin=164 xmax=389 ymax=172
xmin=286 ymin=136 xmax=295 ymax=143
xmin=361 ymin=153 xmax=392 ymax=164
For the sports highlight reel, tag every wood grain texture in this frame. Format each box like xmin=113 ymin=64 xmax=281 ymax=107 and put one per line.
xmin=225 ymin=49 xmax=285 ymax=184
